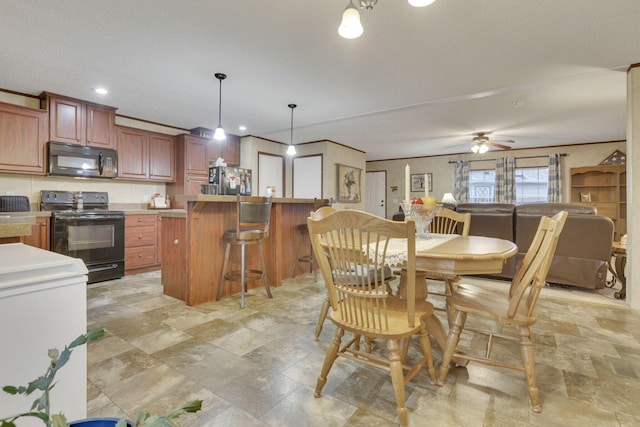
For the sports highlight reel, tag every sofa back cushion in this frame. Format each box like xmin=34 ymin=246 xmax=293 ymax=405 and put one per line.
xmin=515 ymin=203 xmax=614 ymax=288
xmin=455 ymin=203 xmax=516 ymax=241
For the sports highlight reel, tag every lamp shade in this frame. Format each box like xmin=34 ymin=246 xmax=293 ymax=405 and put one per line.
xmin=338 ymin=3 xmax=363 ymax=39
xmin=287 ymin=144 xmax=297 ymax=155
xmin=213 ymin=124 xmax=226 ymax=141
xmin=441 ymin=193 xmax=456 ymax=204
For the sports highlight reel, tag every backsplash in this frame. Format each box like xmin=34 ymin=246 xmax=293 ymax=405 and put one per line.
xmin=0 ymin=173 xmax=166 ymax=210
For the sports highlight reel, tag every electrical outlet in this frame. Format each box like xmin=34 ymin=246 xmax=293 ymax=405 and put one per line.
xmin=5 ymin=191 xmax=15 ymax=195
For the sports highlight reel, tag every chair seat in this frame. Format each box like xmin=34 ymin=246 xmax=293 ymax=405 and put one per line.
xmin=330 ymin=296 xmax=435 ymax=339
xmin=335 ymin=265 xmax=393 ymax=286
xmin=223 ymin=228 xmax=265 ymax=242
xmin=448 ymin=284 xmax=537 ymax=326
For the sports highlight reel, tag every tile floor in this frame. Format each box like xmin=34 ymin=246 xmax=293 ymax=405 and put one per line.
xmin=86 ymin=271 xmax=640 ymax=426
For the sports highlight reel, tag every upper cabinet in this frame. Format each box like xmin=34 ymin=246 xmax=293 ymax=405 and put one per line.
xmin=0 ymin=101 xmax=48 ymax=174
xmin=40 ymin=92 xmax=116 ymax=149
xmin=148 ymin=132 xmax=176 ymax=182
xmin=116 ymin=125 xmax=175 ymax=182
xmin=223 ymin=133 xmax=240 ymax=166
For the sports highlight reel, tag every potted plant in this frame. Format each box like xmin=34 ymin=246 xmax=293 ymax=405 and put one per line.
xmin=1 ymin=327 xmax=201 ymax=427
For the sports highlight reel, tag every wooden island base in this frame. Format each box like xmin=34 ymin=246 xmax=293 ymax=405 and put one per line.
xmin=160 ymin=195 xmax=318 ymax=306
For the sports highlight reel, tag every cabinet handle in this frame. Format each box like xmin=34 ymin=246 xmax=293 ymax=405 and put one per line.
xmin=173 ymin=239 xmax=179 ymax=245
xmin=138 ymin=219 xmax=144 ymax=222
xmin=138 ymin=235 xmax=143 ymax=239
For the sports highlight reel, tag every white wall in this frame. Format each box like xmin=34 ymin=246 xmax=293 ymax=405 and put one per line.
xmin=240 ymin=136 xmax=367 ymax=210
xmin=367 ymin=141 xmax=626 ymax=218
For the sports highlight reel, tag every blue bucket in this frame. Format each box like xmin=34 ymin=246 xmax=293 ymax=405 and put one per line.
xmin=68 ymin=418 xmax=133 ymax=427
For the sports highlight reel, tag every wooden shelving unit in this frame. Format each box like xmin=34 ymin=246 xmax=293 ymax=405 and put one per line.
xmin=570 ymin=164 xmax=626 ymax=239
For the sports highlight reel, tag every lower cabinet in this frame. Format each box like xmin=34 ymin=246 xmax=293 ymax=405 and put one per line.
xmin=125 ymin=214 xmax=160 ymax=274
xmin=22 ymin=217 xmax=50 ymax=250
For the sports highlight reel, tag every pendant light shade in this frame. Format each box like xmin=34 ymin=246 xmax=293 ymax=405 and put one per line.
xmin=287 ymin=103 xmax=297 ymax=156
xmin=338 ymin=1 xmax=363 ymax=39
xmin=214 ymin=73 xmax=227 ymax=141
xmin=408 ymin=0 xmax=436 ymax=7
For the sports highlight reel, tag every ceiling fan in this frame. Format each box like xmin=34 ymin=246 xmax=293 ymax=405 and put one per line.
xmin=470 ymin=132 xmax=515 ymax=153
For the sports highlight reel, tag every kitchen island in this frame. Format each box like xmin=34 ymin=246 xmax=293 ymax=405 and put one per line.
xmin=159 ymin=195 xmax=319 ymax=306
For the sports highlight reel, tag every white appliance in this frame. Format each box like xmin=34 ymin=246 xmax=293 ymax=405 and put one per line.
xmin=0 ymin=243 xmax=88 ymax=425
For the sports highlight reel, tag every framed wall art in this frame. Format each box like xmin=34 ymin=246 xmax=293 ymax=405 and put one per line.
xmin=410 ymin=173 xmax=432 ymax=192
xmin=337 ymin=164 xmax=361 ymax=203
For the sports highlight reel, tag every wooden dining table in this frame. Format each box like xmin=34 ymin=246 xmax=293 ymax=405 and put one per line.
xmin=399 ymin=235 xmax=518 ymax=352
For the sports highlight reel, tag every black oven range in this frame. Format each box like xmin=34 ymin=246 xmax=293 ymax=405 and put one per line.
xmin=40 ymin=190 xmax=124 ymax=284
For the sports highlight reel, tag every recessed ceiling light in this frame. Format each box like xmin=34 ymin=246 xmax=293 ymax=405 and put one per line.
xmin=93 ymin=87 xmax=108 ymax=95
xmin=238 ymin=125 xmax=247 ymax=131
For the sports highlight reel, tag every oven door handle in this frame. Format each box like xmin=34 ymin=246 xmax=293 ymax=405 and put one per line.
xmin=88 ymin=263 xmax=120 ymax=273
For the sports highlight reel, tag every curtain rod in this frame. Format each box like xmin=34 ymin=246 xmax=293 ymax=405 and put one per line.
xmin=448 ymin=153 xmax=567 ymax=164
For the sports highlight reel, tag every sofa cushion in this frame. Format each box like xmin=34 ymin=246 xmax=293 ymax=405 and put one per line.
xmin=515 ymin=203 xmax=614 ymax=289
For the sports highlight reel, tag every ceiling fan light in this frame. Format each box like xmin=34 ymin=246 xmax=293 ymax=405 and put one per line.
xmin=478 ymin=143 xmax=489 ymax=154
xmin=471 ymin=144 xmax=479 ymax=154
xmin=339 ymin=2 xmax=363 ymax=39
xmin=408 ymin=0 xmax=436 ymax=6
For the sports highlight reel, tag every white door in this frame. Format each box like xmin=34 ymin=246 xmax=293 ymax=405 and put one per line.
xmin=366 ymin=171 xmax=386 ymax=217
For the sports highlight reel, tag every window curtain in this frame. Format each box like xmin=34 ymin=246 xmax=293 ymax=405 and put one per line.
xmin=547 ymin=154 xmax=562 ymax=202
xmin=495 ymin=156 xmax=515 ymax=203
xmin=454 ymin=160 xmax=469 ymax=203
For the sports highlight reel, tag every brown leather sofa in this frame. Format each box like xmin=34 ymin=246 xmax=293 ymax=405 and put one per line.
xmin=456 ymin=202 xmax=614 ymax=290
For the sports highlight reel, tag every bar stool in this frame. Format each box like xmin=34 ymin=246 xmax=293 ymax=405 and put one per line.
xmin=217 ymin=195 xmax=273 ymax=309
xmin=294 ymin=198 xmax=332 ymax=280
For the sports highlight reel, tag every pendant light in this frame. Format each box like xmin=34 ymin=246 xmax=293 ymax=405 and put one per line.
xmin=213 ymin=73 xmax=226 ymax=141
xmin=287 ymin=104 xmax=297 ymax=156
xmin=408 ymin=0 xmax=436 ymax=6
xmin=338 ymin=0 xmax=436 ymax=39
xmin=338 ymin=1 xmax=363 ymax=39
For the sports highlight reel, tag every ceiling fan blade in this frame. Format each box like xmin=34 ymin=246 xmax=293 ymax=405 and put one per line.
xmin=488 ymin=139 xmax=515 ymax=144
xmin=487 ymin=141 xmax=512 ymax=150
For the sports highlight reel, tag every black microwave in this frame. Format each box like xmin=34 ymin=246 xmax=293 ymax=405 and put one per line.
xmin=48 ymin=141 xmax=118 ymax=178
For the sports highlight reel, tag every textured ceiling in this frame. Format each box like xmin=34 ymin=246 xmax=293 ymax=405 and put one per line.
xmin=1 ymin=0 xmax=638 ymax=160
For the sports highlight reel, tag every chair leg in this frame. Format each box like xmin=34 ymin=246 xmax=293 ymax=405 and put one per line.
xmin=519 ymin=325 xmax=542 ymax=413
xmin=444 ymin=277 xmax=460 ymax=327
xmin=315 ymin=327 xmax=344 ymax=397
xmin=217 ymin=243 xmax=231 ymax=301
xmin=417 ymin=326 xmax=437 ymax=384
xmin=438 ymin=309 xmax=467 ymax=385
xmin=387 ymin=338 xmax=409 ymax=426
xmin=314 ymin=296 xmax=330 ymax=340
xmin=259 ymin=240 xmax=272 ymax=299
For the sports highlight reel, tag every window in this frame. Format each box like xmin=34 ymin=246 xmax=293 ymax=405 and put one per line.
xmin=469 ymin=169 xmax=495 ymax=203
xmin=468 ymin=167 xmax=549 ymax=204
xmin=515 ymin=167 xmax=548 ymax=204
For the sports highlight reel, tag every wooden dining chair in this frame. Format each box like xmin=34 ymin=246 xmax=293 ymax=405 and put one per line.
xmin=437 ymin=211 xmax=568 ymax=414
xmin=425 ymin=208 xmax=471 ymax=317
xmin=308 ymin=209 xmax=437 ymax=426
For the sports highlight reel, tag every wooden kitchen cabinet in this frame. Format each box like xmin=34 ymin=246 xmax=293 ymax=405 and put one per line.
xmin=0 ymin=102 xmax=47 ymax=174
xmin=223 ymin=133 xmax=240 ymax=166
xmin=149 ymin=132 xmax=175 ymax=182
xmin=22 ymin=217 xmax=50 ymax=250
xmin=41 ymin=92 xmax=116 ymax=149
xmin=125 ymin=214 xmax=160 ymax=274
xmin=117 ymin=126 xmax=176 ymax=182
xmin=117 ymin=126 xmax=148 ymax=180
xmin=167 ymin=134 xmax=222 ymax=208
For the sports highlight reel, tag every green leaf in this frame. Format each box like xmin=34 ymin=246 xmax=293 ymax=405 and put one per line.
xmin=1 ymin=420 xmax=17 ymax=427
xmin=2 ymin=386 xmax=18 ymax=395
xmin=51 ymin=413 xmax=68 ymax=427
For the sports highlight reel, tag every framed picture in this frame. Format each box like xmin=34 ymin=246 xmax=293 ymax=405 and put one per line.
xmin=337 ymin=164 xmax=362 ymax=203
xmin=411 ymin=173 xmax=432 ymax=192
xmin=581 ymin=192 xmax=592 ymax=202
